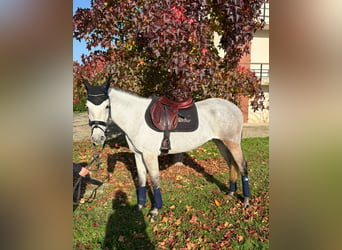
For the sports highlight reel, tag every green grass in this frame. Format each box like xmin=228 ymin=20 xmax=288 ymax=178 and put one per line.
xmin=73 ymin=137 xmax=269 ymax=249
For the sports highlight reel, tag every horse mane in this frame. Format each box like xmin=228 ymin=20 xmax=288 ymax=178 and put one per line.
xmin=109 ymin=87 xmax=152 ymax=101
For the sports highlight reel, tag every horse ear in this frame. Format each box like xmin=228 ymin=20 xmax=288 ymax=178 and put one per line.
xmin=103 ymin=75 xmax=111 ymax=90
xmin=82 ymin=77 xmax=91 ymax=90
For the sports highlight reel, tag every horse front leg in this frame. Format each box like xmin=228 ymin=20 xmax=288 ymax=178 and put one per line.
xmin=132 ymin=152 xmax=148 ymax=211
xmin=125 ymin=134 xmax=148 ymax=211
xmin=143 ymin=153 xmax=162 ymax=217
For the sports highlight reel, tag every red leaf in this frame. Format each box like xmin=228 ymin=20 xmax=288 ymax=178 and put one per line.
xmin=189 ymin=215 xmax=197 ymax=224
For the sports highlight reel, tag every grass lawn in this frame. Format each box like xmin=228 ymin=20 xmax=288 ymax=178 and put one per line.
xmin=73 ymin=137 xmax=269 ymax=249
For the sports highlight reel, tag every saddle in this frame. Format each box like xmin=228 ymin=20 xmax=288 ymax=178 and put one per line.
xmin=149 ymin=96 xmax=194 ymax=154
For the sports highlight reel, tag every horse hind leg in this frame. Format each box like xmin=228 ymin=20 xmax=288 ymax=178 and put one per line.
xmin=213 ymin=139 xmax=239 ymax=197
xmin=215 ymin=139 xmax=251 ymax=208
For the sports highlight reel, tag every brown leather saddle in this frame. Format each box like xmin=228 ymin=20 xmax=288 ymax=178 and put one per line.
xmin=149 ymin=96 xmax=194 ymax=154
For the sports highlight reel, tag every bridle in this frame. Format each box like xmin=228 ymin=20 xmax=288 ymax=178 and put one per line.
xmin=87 ymin=93 xmax=111 ymax=169
xmin=89 ymin=120 xmax=108 ymax=135
xmin=87 ymin=93 xmax=111 ymax=139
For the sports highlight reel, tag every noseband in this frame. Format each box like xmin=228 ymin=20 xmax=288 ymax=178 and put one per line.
xmin=89 ymin=120 xmax=108 ymax=134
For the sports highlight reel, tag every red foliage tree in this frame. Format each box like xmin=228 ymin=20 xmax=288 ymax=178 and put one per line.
xmin=73 ymin=0 xmax=266 ymax=110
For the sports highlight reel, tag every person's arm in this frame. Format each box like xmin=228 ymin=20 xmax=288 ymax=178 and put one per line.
xmin=73 ymin=163 xmax=89 ymax=177
xmin=78 ymin=167 xmax=89 ymax=177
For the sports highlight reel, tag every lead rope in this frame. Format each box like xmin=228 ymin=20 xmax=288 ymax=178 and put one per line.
xmin=73 ymin=142 xmax=105 ymax=208
xmin=83 ymin=142 xmax=106 ymax=202
xmin=89 ymin=143 xmax=103 ymax=170
xmin=73 ymin=175 xmax=104 ymax=207
xmin=73 ymin=177 xmax=83 ymax=206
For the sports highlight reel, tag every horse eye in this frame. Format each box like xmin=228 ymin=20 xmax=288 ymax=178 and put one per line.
xmin=106 ymin=105 xmax=110 ymax=109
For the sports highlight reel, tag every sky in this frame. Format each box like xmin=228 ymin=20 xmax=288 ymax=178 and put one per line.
xmin=73 ymin=0 xmax=104 ymax=63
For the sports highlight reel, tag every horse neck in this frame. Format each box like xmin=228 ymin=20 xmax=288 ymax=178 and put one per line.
xmin=108 ymin=88 xmax=149 ymax=131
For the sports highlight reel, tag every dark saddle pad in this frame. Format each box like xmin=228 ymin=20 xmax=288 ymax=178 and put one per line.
xmin=145 ymin=96 xmax=199 ymax=132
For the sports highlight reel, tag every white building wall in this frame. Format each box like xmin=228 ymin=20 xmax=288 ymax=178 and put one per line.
xmin=213 ymin=32 xmax=225 ymax=58
xmin=250 ymin=35 xmax=269 ymax=64
xmin=248 ymin=86 xmax=269 ymax=123
xmin=248 ymin=32 xmax=269 ymax=123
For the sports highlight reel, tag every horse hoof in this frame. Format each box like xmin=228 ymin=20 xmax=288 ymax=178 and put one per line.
xmin=135 ymin=204 xmax=144 ymax=213
xmin=243 ymin=197 xmax=250 ymax=209
xmin=227 ymin=192 xmax=235 ymax=200
xmin=149 ymin=208 xmax=159 ymax=217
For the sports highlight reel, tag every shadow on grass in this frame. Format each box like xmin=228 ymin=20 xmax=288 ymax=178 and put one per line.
xmin=159 ymin=153 xmax=230 ymax=194
xmin=183 ymin=154 xmax=244 ymax=202
xmin=106 ymin=146 xmax=235 ymax=206
xmin=182 ymin=153 xmax=245 ymax=202
xmin=107 ymin=152 xmax=155 ymax=208
xmin=103 ymin=190 xmax=155 ymax=250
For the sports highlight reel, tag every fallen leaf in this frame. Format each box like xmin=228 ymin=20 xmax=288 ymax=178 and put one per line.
xmin=237 ymin=235 xmax=244 ymax=242
xmin=176 ymin=175 xmax=183 ymax=181
xmin=185 ymin=205 xmax=192 ymax=212
xmin=189 ymin=215 xmax=197 ymax=224
xmin=214 ymin=199 xmax=221 ymax=206
xmin=187 ymin=242 xmax=198 ymax=248
xmin=224 ymin=232 xmax=232 ymax=238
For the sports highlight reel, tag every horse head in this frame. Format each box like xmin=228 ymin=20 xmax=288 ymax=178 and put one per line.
xmin=82 ymin=76 xmax=111 ymax=145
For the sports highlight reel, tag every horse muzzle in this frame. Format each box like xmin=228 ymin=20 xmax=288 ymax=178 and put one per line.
xmin=89 ymin=121 xmax=107 ymax=145
xmin=91 ymin=134 xmax=106 ymax=145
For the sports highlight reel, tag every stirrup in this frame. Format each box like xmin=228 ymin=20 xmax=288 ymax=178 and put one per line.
xmin=160 ymin=138 xmax=170 ymax=154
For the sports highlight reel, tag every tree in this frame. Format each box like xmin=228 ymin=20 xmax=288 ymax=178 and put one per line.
xmin=73 ymin=0 xmax=266 ymax=110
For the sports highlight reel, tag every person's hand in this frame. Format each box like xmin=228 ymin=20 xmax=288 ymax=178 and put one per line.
xmin=79 ymin=167 xmax=89 ymax=177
